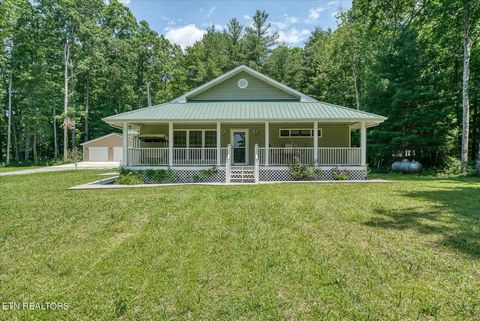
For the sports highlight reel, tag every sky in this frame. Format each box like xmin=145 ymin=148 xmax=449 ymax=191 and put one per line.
xmin=119 ymin=0 xmax=352 ymax=48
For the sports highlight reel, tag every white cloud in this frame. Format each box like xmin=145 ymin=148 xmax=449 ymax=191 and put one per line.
xmin=272 ymin=14 xmax=299 ymax=31
xmin=286 ymin=16 xmax=298 ymax=24
xmin=213 ymin=24 xmax=225 ymax=31
xmin=327 ymin=0 xmax=340 ymax=6
xmin=272 ymin=21 xmax=288 ymax=30
xmin=165 ymin=24 xmax=206 ymax=49
xmin=278 ymin=28 xmax=311 ymax=45
xmin=118 ymin=0 xmax=131 ymax=5
xmin=307 ymin=7 xmax=324 ymax=22
xmin=206 ymin=6 xmax=216 ymax=18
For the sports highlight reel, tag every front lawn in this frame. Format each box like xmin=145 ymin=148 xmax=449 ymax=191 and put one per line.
xmin=0 ymin=171 xmax=479 ymax=320
xmin=0 ymin=165 xmax=43 ymax=172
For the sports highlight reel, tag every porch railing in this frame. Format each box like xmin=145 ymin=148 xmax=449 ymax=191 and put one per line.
xmin=258 ymin=147 xmax=314 ymax=165
xmin=127 ymin=147 xmax=362 ymax=166
xmin=128 ymin=148 xmax=169 ymax=165
xmin=173 ymin=148 xmax=217 ymax=165
xmin=318 ymin=147 xmax=361 ymax=165
xmin=258 ymin=147 xmax=361 ymax=166
xmin=127 ymin=147 xmax=229 ymax=166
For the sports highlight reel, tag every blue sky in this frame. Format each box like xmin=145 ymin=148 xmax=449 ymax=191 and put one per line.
xmin=119 ymin=0 xmax=352 ymax=48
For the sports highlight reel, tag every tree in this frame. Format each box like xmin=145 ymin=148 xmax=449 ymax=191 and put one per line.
xmin=460 ymin=0 xmax=479 ymax=173
xmin=243 ymin=10 xmax=278 ymax=69
xmin=265 ymin=45 xmax=305 ymax=90
xmin=225 ymin=18 xmax=244 ymax=68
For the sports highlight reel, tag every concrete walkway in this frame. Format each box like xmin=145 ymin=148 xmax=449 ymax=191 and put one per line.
xmin=0 ymin=162 xmax=120 ymax=176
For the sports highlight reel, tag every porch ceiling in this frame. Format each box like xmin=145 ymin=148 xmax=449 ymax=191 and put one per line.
xmin=103 ymin=101 xmax=387 ymax=125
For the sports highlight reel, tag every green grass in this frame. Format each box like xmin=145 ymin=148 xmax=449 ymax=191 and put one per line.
xmin=0 ymin=165 xmax=43 ymax=172
xmin=0 ymin=171 xmax=479 ymax=320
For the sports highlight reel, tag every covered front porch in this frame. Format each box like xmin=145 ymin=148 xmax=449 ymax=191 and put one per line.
xmin=121 ymin=121 xmax=368 ymax=168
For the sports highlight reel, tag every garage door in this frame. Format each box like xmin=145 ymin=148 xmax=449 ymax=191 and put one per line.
xmin=113 ymin=147 xmax=123 ymax=162
xmin=89 ymin=147 xmax=108 ymax=161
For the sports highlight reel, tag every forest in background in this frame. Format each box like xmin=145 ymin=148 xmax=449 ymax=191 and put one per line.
xmin=0 ymin=0 xmax=479 ymax=171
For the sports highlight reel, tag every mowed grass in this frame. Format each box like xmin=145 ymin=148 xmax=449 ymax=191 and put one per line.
xmin=0 ymin=165 xmax=43 ymax=172
xmin=0 ymin=171 xmax=479 ymax=320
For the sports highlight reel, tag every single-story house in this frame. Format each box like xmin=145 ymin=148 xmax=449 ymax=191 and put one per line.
xmin=81 ymin=133 xmax=132 ymax=162
xmin=103 ymin=65 xmax=386 ymax=183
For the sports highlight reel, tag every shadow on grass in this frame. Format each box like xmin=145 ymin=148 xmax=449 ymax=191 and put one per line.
xmin=364 ymin=184 xmax=480 ymax=258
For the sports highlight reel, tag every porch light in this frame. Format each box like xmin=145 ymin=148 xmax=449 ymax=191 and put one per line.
xmin=252 ymin=129 xmax=258 ymax=134
xmin=221 ymin=129 xmax=226 ymax=134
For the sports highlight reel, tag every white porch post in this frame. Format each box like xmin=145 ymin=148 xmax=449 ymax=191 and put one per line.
xmin=216 ymin=122 xmax=221 ymax=166
xmin=168 ymin=122 xmax=173 ymax=166
xmin=265 ymin=122 xmax=269 ymax=166
xmin=122 ymin=123 xmax=128 ymax=166
xmin=254 ymin=144 xmax=259 ymax=183
xmin=360 ymin=122 xmax=367 ymax=166
xmin=313 ymin=121 xmax=318 ymax=166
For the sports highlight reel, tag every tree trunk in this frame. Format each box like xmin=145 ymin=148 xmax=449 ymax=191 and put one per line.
xmin=24 ymin=127 xmax=30 ymax=161
xmin=13 ymin=119 xmax=19 ymax=161
xmin=353 ymin=67 xmax=360 ymax=110
xmin=33 ymin=131 xmax=38 ymax=163
xmin=63 ymin=40 xmax=69 ymax=159
xmin=472 ymin=101 xmax=479 ymax=164
xmin=147 ymin=82 xmax=152 ymax=107
xmin=84 ymin=75 xmax=89 ymax=141
xmin=461 ymin=0 xmax=472 ymax=174
xmin=6 ymin=70 xmax=12 ymax=165
xmin=476 ymin=143 xmax=480 ymax=175
xmin=71 ymin=125 xmax=76 ymax=150
xmin=53 ymin=107 xmax=58 ymax=158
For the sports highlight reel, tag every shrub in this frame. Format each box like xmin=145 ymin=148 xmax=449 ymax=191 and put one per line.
xmin=118 ymin=168 xmax=175 ymax=184
xmin=193 ymin=167 xmax=219 ymax=182
xmin=438 ymin=156 xmax=462 ymax=177
xmin=201 ymin=167 xmax=219 ymax=178
xmin=437 ymin=157 xmax=476 ymax=177
xmin=143 ymin=169 xmax=174 ymax=182
xmin=117 ymin=171 xmax=143 ymax=185
xmin=288 ymin=158 xmax=316 ymax=180
xmin=331 ymin=168 xmax=349 ymax=180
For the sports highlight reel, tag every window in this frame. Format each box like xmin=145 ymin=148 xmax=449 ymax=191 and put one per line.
xmin=279 ymin=128 xmax=323 ymax=138
xmin=173 ymin=131 xmax=187 ymax=147
xmin=300 ymin=130 xmax=311 ymax=137
xmin=204 ymin=131 xmax=217 ymax=147
xmin=189 ymin=131 xmax=202 ymax=148
xmin=238 ymin=78 xmax=248 ymax=89
xmin=174 ymin=130 xmax=218 ymax=148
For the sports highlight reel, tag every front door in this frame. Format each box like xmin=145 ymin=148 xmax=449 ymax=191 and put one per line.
xmin=231 ymin=130 xmax=248 ymax=165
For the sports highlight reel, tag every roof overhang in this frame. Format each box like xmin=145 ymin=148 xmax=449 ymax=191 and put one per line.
xmin=106 ymin=119 xmax=386 ymax=126
xmin=103 ymin=101 xmax=387 ymax=127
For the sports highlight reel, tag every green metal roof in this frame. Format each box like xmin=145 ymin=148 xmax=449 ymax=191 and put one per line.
xmin=104 ymin=101 xmax=387 ymax=123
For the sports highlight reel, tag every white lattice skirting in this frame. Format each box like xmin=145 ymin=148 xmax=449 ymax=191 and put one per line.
xmin=127 ymin=169 xmax=226 ymax=184
xmin=259 ymin=169 xmax=367 ymax=181
xmin=124 ymin=168 xmax=366 ymax=184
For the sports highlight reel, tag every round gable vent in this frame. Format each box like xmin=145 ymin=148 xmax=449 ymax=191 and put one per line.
xmin=238 ymin=78 xmax=248 ymax=89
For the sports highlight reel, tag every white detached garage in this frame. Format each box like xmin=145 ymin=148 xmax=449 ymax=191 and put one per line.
xmin=81 ymin=133 xmax=132 ymax=162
